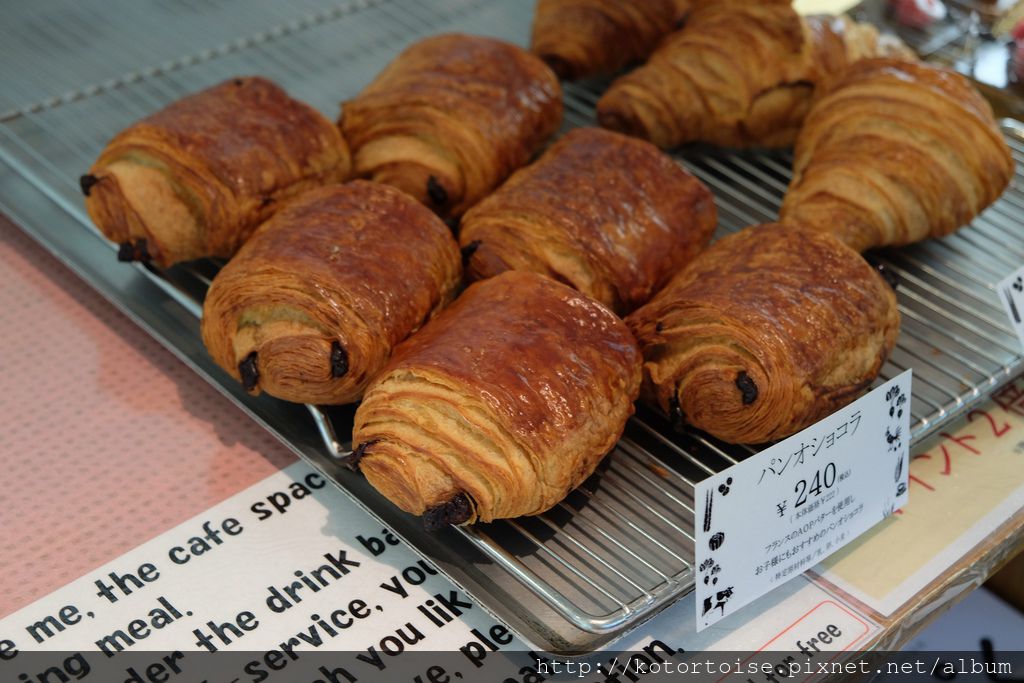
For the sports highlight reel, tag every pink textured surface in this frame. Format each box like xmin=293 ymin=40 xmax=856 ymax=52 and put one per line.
xmin=0 ymin=218 xmax=297 ymax=617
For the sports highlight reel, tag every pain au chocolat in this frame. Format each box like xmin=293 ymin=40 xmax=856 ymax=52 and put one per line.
xmin=339 ymin=33 xmax=563 ymax=219
xmin=626 ymin=223 xmax=899 ymax=445
xmin=82 ymin=76 xmax=350 ymax=267
xmin=349 ymin=271 xmax=642 ymax=530
xmin=201 ymin=181 xmax=461 ymax=405
xmin=459 ymin=127 xmax=716 ymax=314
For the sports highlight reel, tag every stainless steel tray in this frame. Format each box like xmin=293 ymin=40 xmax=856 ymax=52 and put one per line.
xmin=1 ymin=0 xmax=1022 ymax=653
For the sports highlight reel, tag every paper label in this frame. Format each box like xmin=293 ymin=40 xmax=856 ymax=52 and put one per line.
xmin=695 ymin=370 xmax=912 ymax=631
xmin=998 ymin=268 xmax=1024 ymax=351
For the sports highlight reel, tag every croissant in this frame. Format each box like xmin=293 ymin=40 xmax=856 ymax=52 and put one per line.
xmin=201 ymin=181 xmax=461 ymax=405
xmin=530 ymin=0 xmax=682 ymax=80
xmin=459 ymin=127 xmax=716 ymax=314
xmin=596 ymin=1 xmax=915 ymax=149
xmin=626 ymin=223 xmax=899 ymax=445
xmin=82 ymin=77 xmax=350 ymax=267
xmin=339 ymin=34 xmax=563 ymax=219
xmin=349 ymin=271 xmax=642 ymax=529
xmin=781 ymin=58 xmax=1014 ymax=252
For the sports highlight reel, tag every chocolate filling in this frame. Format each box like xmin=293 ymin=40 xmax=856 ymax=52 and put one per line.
xmin=238 ymin=352 xmax=259 ymax=392
xmin=330 ymin=341 xmax=349 ymax=378
xmin=423 ymin=492 xmax=474 ymax=531
xmin=79 ymin=174 xmax=99 ymax=197
xmin=426 ymin=175 xmax=448 ymax=206
xmin=342 ymin=439 xmax=379 ymax=471
xmin=117 ymin=239 xmax=151 ymax=263
xmin=461 ymin=240 xmax=481 ymax=267
xmin=735 ymin=371 xmax=758 ymax=405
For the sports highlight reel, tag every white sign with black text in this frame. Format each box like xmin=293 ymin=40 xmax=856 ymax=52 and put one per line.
xmin=998 ymin=267 xmax=1024 ymax=351
xmin=695 ymin=370 xmax=913 ymax=631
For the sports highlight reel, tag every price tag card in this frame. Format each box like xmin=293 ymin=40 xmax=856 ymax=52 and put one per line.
xmin=998 ymin=268 xmax=1024 ymax=351
xmin=695 ymin=370 xmax=912 ymax=631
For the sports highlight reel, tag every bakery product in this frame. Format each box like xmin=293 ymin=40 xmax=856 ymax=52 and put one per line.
xmin=459 ymin=127 xmax=716 ymax=314
xmin=350 ymin=271 xmax=642 ymax=529
xmin=459 ymin=128 xmax=715 ymax=314
xmin=596 ymin=1 xmax=915 ymax=149
xmin=201 ymin=181 xmax=461 ymax=405
xmin=530 ymin=0 xmax=682 ymax=80
xmin=82 ymin=77 xmax=350 ymax=267
xmin=626 ymin=223 xmax=899 ymax=445
xmin=674 ymin=0 xmax=692 ymax=22
xmin=597 ymin=3 xmax=914 ymax=149
xmin=781 ymin=58 xmax=1014 ymax=252
xmin=339 ymin=34 xmax=563 ymax=219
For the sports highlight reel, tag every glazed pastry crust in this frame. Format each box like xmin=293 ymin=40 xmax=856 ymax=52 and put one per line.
xmin=339 ymin=34 xmax=563 ymax=219
xmin=352 ymin=271 xmax=642 ymax=527
xmin=201 ymin=181 xmax=461 ymax=405
xmin=626 ymin=223 xmax=899 ymax=445
xmin=84 ymin=77 xmax=350 ymax=267
xmin=460 ymin=127 xmax=717 ymax=314
xmin=530 ymin=0 xmax=681 ymax=80
xmin=781 ymin=58 xmax=1013 ymax=251
xmin=596 ymin=1 xmax=915 ymax=149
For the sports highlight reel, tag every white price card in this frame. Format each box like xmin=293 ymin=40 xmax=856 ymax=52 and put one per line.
xmin=998 ymin=267 xmax=1024 ymax=351
xmin=695 ymin=370 xmax=912 ymax=631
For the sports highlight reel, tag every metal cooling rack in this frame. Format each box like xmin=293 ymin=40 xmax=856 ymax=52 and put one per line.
xmin=1 ymin=0 xmax=1022 ymax=653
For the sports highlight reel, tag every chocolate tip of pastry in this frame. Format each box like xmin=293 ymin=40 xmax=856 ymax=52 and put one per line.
xmin=238 ymin=352 xmax=260 ymax=392
xmin=461 ymin=240 xmax=481 ymax=267
xmin=426 ymin=175 xmax=448 ymax=207
xmin=116 ymin=238 xmax=151 ymax=263
xmin=79 ymin=174 xmax=99 ymax=197
xmin=539 ymin=54 xmax=574 ymax=80
xmin=423 ymin=492 xmax=474 ymax=531
xmin=342 ymin=439 xmax=378 ymax=471
xmin=330 ymin=340 xmax=349 ymax=378
xmin=668 ymin=393 xmax=686 ymax=431
xmin=735 ymin=371 xmax=759 ymax=406
xmin=877 ymin=263 xmax=900 ymax=291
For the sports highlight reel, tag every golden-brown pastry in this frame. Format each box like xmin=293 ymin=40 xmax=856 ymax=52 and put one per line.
xmin=201 ymin=181 xmax=460 ymax=405
xmin=530 ymin=0 xmax=682 ymax=80
xmin=339 ymin=34 xmax=563 ymax=219
xmin=626 ymin=223 xmax=899 ymax=445
xmin=82 ymin=77 xmax=350 ymax=267
xmin=781 ymin=58 xmax=1014 ymax=252
xmin=459 ymin=127 xmax=716 ymax=314
xmin=350 ymin=271 xmax=642 ymax=529
xmin=596 ymin=1 xmax=915 ymax=149
xmin=674 ymin=0 xmax=692 ymax=22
